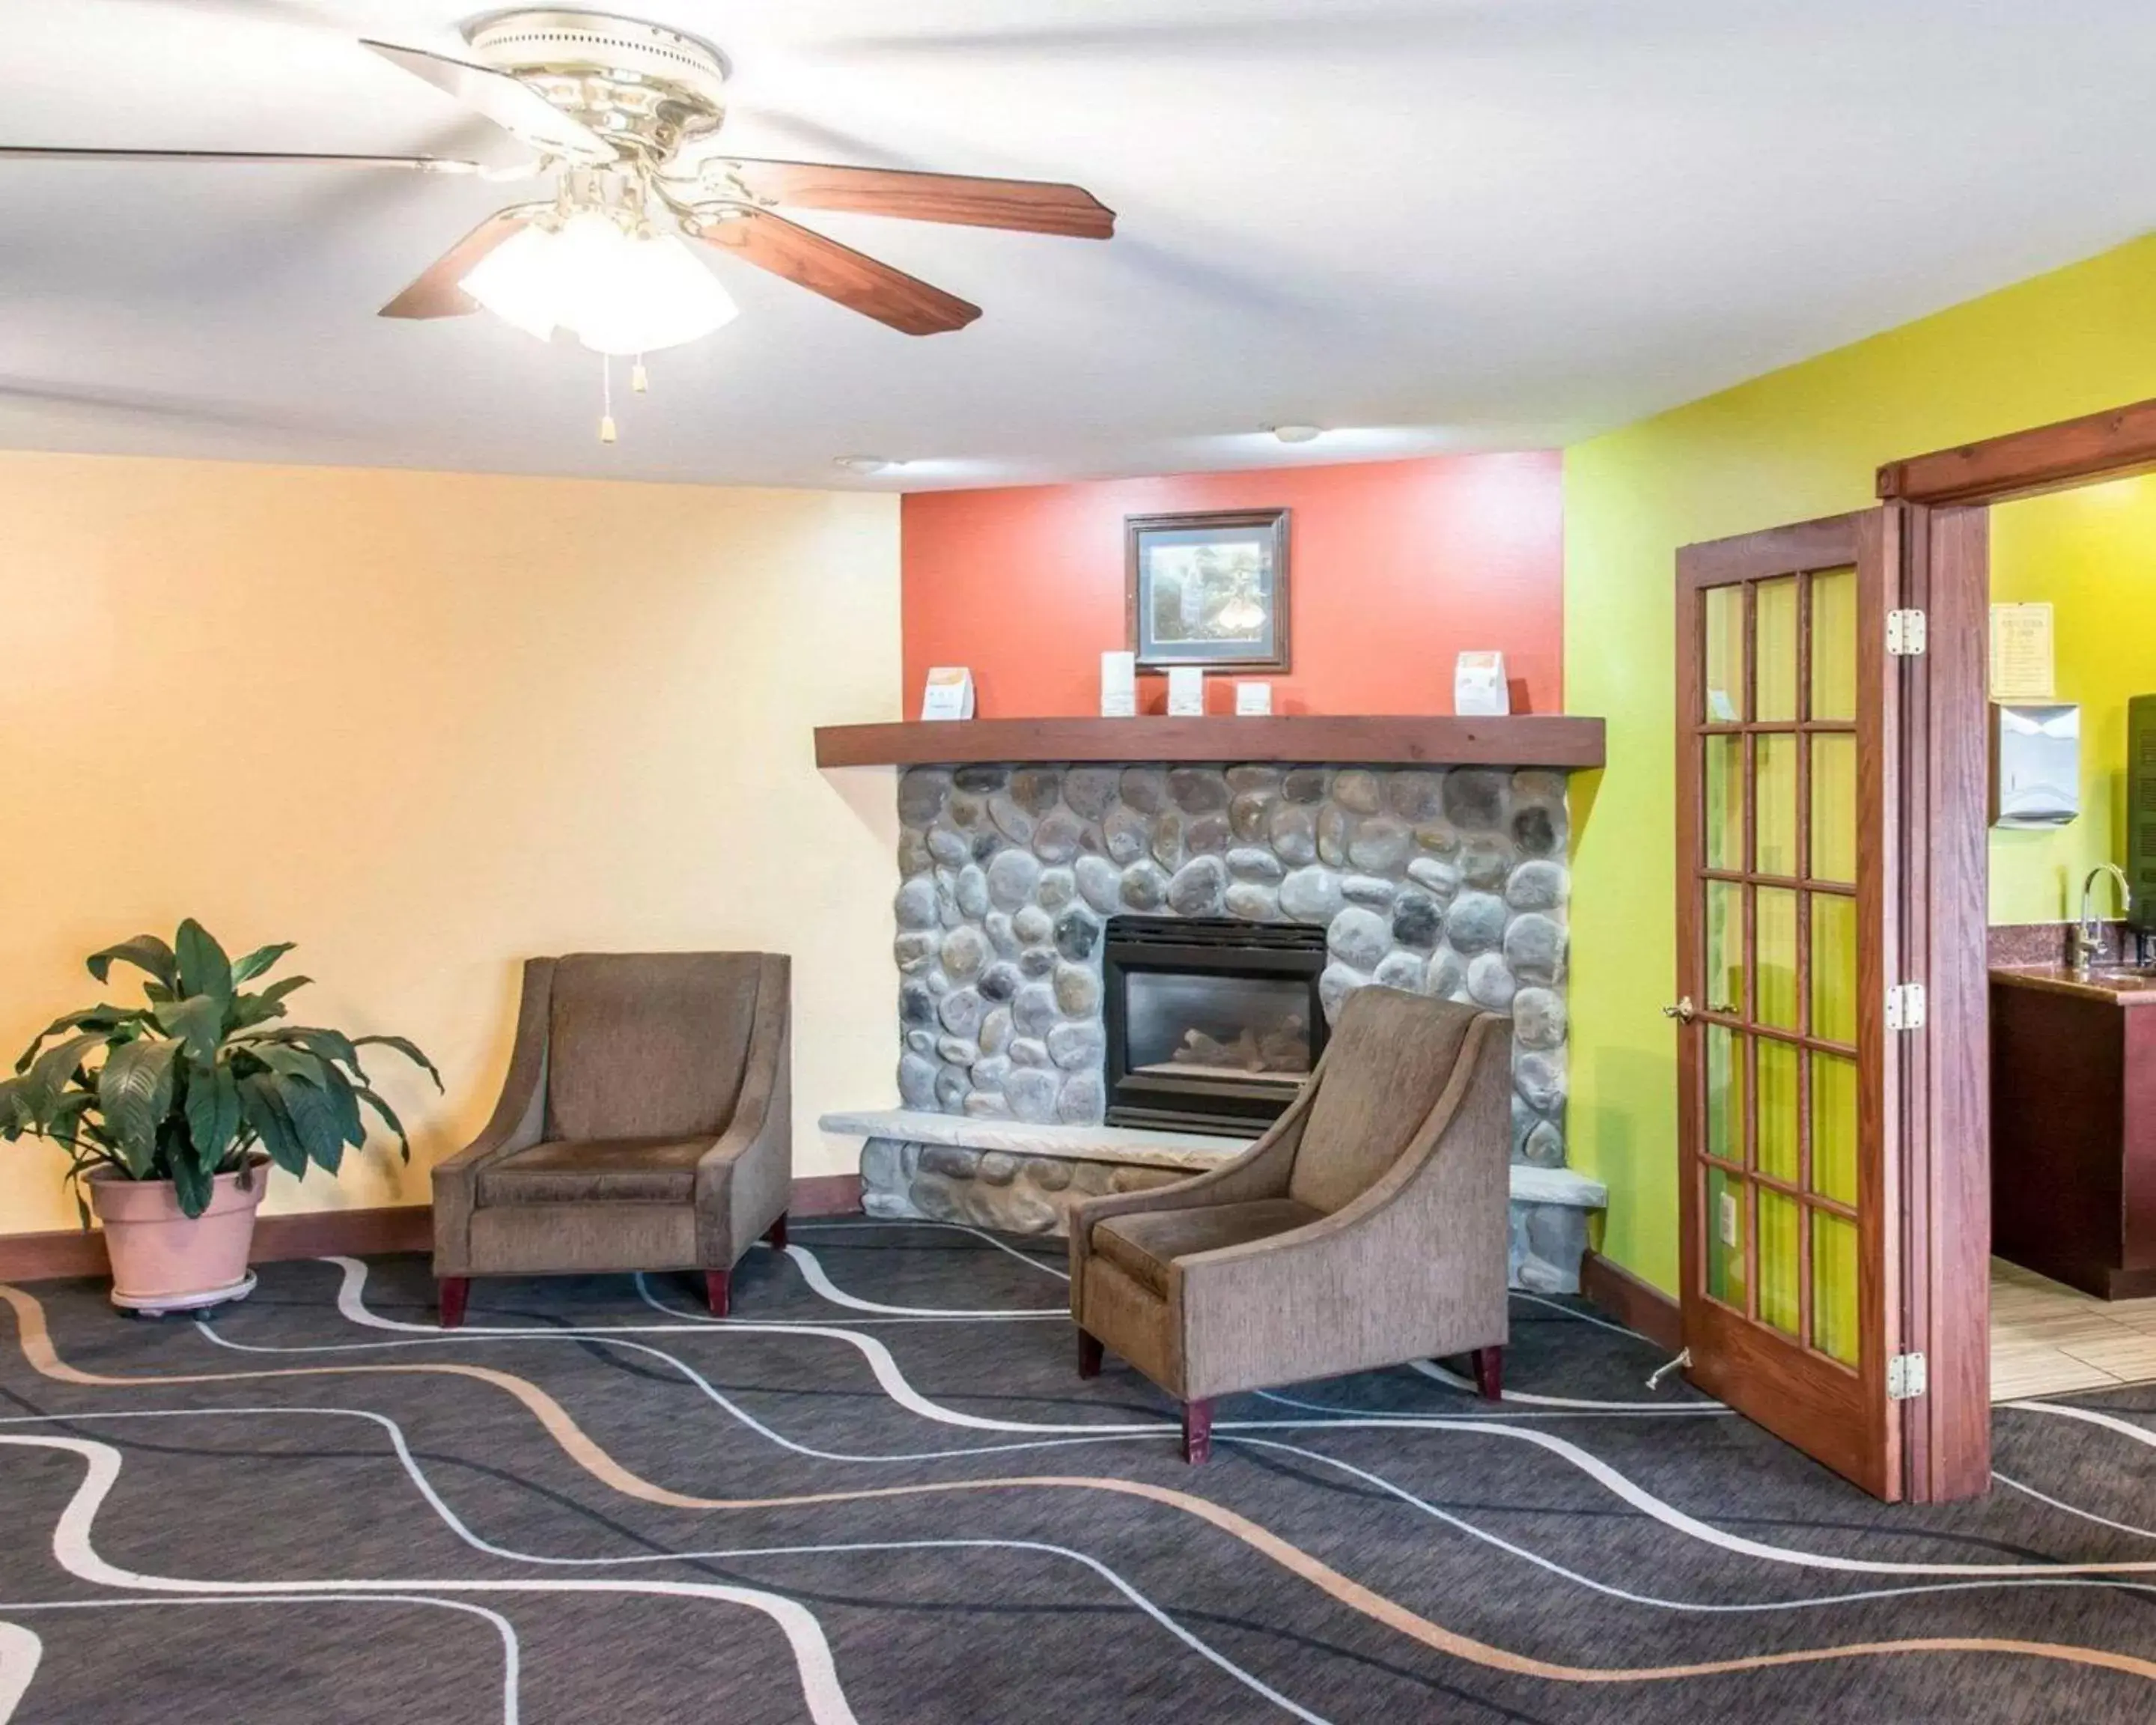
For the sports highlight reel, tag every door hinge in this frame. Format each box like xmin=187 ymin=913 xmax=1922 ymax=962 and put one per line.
xmin=1887 ymin=1351 xmax=1928 ymax=1401
xmin=1885 ymin=982 xmax=1927 ymax=1030
xmin=1886 ymin=609 xmax=1928 ymax=655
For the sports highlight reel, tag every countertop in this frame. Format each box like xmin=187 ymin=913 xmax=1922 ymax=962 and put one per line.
xmin=1990 ymin=964 xmax=2156 ymax=1006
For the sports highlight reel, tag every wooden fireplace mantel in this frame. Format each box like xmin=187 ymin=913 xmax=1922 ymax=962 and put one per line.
xmin=813 ymin=715 xmax=1606 ymax=770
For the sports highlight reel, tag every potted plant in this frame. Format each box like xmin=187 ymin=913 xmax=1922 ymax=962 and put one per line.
xmin=0 ymin=920 xmax=439 ymax=1314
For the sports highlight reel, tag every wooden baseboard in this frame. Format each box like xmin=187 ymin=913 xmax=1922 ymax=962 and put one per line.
xmin=790 ymin=1172 xmax=864 ymax=1217
xmin=1579 ymin=1249 xmax=1683 ymax=1351
xmin=0 ymin=1173 xmax=867 ymax=1283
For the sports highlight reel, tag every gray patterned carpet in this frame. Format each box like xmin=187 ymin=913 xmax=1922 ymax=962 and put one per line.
xmin=2 ymin=1219 xmax=2154 ymax=1722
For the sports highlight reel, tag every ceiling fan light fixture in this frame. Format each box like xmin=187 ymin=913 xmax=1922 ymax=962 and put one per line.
xmin=460 ymin=210 xmax=739 ymax=356
xmin=1268 ymin=424 xmax=1324 ymax=444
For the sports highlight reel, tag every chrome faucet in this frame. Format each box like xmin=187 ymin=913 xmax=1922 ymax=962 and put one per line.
xmin=2074 ymin=864 xmax=2133 ymax=976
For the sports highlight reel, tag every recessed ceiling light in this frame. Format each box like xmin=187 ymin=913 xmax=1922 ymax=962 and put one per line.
xmin=834 ymin=454 xmax=898 ymax=474
xmin=1268 ymin=424 xmax=1323 ymax=444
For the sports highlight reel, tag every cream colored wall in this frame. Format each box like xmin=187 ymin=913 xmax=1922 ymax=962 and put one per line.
xmin=0 ymin=450 xmax=901 ymax=1237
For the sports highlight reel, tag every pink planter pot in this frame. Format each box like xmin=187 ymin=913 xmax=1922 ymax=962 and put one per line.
xmin=88 ymin=1158 xmax=268 ymax=1312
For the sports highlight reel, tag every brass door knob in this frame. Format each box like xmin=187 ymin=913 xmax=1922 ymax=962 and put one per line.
xmin=1662 ymin=997 xmax=1697 ymax=1023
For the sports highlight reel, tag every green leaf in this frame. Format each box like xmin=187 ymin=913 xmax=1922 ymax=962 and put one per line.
xmin=313 ymin=1061 xmax=366 ymax=1148
xmin=168 ymin=1154 xmax=214 ymax=1220
xmin=274 ymin=1071 xmax=346 ymax=1175
xmin=174 ymin=920 xmax=234 ymax=1008
xmin=354 ymin=1034 xmax=443 ymax=1091
xmin=184 ymin=1063 xmax=242 ymax=1166
xmin=353 ymin=1086 xmax=412 ymax=1163
xmin=231 ymin=975 xmax=313 ymax=1029
xmin=85 ymin=934 xmax=177 ymax=991
xmin=153 ymin=994 xmax=227 ymax=1064
xmin=231 ymin=942 xmax=296 ymax=985
xmin=25 ymin=1031 xmax=112 ymax=1114
xmin=0 ymin=1077 xmax=31 ymax=1138
xmin=238 ymin=1074 xmax=307 ymax=1176
xmin=14 ymin=1005 xmax=142 ymax=1074
xmin=97 ymin=1036 xmax=177 ymax=1169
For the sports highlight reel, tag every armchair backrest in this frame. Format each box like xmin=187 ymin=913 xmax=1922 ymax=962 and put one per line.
xmin=543 ymin=952 xmax=766 ymax=1143
xmin=1287 ymin=988 xmax=1493 ymax=1213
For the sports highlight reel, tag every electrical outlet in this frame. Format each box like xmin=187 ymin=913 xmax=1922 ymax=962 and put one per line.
xmin=1718 ymin=1190 xmax=1740 ymax=1249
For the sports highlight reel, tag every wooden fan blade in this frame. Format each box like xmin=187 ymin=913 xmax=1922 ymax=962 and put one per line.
xmin=379 ymin=207 xmax=533 ymax=319
xmin=725 ymin=160 xmax=1114 ymax=239
xmin=361 ymin=39 xmax=618 ymax=164
xmin=690 ymin=208 xmax=981 ymax=336
xmin=0 ymin=146 xmax=482 ymax=173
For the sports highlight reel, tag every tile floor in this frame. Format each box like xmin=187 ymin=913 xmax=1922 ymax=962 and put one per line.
xmin=1989 ymin=1257 xmax=2156 ymax=1399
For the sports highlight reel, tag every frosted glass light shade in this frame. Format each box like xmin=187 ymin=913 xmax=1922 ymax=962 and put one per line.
xmin=461 ymin=213 xmax=738 ymax=355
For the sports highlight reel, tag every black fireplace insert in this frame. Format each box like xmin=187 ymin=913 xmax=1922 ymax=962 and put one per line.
xmin=1101 ymin=915 xmax=1329 ymax=1134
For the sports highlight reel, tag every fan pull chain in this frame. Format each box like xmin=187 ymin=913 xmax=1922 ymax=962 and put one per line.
xmin=598 ymin=354 xmax=618 ymax=445
xmin=631 ymin=354 xmax=649 ymax=394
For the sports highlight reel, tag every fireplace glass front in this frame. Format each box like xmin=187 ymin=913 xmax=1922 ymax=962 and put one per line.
xmin=1102 ymin=916 xmax=1329 ymax=1134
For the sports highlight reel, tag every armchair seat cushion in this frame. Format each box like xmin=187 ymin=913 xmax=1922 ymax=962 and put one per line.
xmin=475 ymin=1137 xmax=712 ymax=1207
xmin=1091 ymin=1198 xmax=1321 ymax=1299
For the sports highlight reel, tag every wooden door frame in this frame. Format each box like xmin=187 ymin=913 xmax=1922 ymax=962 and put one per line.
xmin=1878 ymin=393 xmax=2156 ymax=1501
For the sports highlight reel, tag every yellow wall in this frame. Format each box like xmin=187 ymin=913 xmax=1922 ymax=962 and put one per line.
xmin=1565 ymin=229 xmax=2156 ymax=1295
xmin=1988 ymin=476 xmax=2156 ymax=922
xmin=0 ymin=450 xmax=901 ymax=1238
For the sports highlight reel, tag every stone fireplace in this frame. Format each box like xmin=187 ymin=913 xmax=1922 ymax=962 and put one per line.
xmin=823 ymin=752 xmax=1601 ymax=1292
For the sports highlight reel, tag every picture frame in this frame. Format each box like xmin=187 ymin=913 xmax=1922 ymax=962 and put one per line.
xmin=1124 ymin=507 xmax=1291 ymax=672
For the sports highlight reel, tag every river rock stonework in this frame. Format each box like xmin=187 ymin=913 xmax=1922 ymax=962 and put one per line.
xmin=892 ymin=761 xmax=1572 ymax=1166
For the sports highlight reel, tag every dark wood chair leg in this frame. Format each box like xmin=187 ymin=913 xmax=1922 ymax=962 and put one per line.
xmin=436 ymin=1277 xmax=469 ymax=1330
xmin=1181 ymin=1398 xmax=1213 ymax=1464
xmin=764 ymin=1212 xmax=788 ymax=1251
xmin=1077 ymin=1329 xmax=1103 ymax=1379
xmin=705 ymin=1268 xmax=731 ymax=1318
xmin=1470 ymin=1345 xmax=1503 ymax=1402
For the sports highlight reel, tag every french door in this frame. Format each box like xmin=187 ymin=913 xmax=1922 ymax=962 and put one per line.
xmin=1674 ymin=509 xmax=1906 ymax=1500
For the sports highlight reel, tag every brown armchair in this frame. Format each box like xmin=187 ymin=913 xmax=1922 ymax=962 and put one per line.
xmin=430 ymin=952 xmax=791 ymax=1326
xmin=1068 ymin=987 xmax=1512 ymax=1461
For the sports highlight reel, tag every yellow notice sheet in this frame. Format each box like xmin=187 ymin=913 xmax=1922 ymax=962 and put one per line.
xmin=1989 ymin=602 xmax=2055 ymax=701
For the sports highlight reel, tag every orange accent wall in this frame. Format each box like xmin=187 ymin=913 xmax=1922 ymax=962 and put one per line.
xmin=901 ymin=451 xmax=1563 ymax=719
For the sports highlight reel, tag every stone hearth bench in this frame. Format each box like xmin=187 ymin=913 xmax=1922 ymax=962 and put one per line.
xmin=819 ymin=1108 xmax=1609 ymax=1294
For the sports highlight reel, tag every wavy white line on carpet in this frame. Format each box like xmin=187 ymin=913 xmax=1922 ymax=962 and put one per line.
xmin=793 ymin=1219 xmax=1071 ymax=1281
xmin=307 ymin=1263 xmax=2156 ymax=1581
xmin=0 ymin=1434 xmax=862 ymax=1725
xmin=2004 ymin=1400 xmax=2156 ymax=1448
xmin=0 ymin=1623 xmax=36 ymax=1725
xmin=1994 ymin=1473 xmax=2156 ymax=1543
xmin=0 ymin=1592 xmax=519 ymax=1724
xmin=770 ymin=1243 xmax=1065 ymax=1318
xmin=0 ymin=1408 xmax=1329 ymax=1725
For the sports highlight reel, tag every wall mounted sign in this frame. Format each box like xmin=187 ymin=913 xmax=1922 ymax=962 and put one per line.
xmin=1125 ymin=507 xmax=1290 ymax=672
xmin=1988 ymin=601 xmax=2055 ymax=701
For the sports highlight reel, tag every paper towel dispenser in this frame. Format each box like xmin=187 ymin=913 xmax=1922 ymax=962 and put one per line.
xmin=1990 ymin=703 xmax=2080 ymax=830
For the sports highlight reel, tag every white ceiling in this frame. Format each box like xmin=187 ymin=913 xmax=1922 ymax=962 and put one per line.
xmin=4 ymin=0 xmax=2155 ymax=489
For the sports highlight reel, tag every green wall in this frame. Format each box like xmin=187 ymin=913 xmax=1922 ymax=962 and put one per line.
xmin=1989 ymin=477 xmax=2156 ymax=923
xmin=1563 ymin=230 xmax=2156 ymax=1295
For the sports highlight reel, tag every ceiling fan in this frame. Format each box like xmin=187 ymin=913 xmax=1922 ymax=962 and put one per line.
xmin=1 ymin=9 xmax=1115 ymax=369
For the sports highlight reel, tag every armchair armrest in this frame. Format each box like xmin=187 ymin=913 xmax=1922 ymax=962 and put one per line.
xmin=1066 ymin=1061 xmax=1321 ymax=1291
xmin=695 ymin=954 xmax=793 ymax=1263
xmin=432 ymin=958 xmax=555 ymax=1274
xmin=1170 ymin=1013 xmax=1514 ymax=1398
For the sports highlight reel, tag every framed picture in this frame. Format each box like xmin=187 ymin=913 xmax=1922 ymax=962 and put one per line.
xmin=1125 ymin=507 xmax=1291 ymax=672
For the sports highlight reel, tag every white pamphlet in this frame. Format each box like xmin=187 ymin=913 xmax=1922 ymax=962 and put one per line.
xmin=1234 ymin=681 xmax=1273 ymax=716
xmin=1166 ymin=666 xmax=1206 ymax=717
xmin=1100 ymin=651 xmax=1137 ymax=717
xmin=1454 ymin=651 xmax=1509 ymax=717
xmin=920 ymin=666 xmax=975 ymax=721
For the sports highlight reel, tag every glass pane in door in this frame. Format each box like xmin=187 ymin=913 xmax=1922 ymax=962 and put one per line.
xmin=1757 ymin=1037 xmax=1800 ymax=1181
xmin=1705 ymin=1026 xmax=1745 ymax=1166
xmin=1759 ymin=1187 xmax=1802 ymax=1336
xmin=1810 ymin=735 xmax=1857 ymax=882
xmin=1812 ymin=1211 xmax=1860 ymax=1365
xmin=1756 ymin=734 xmax=1799 ymax=877
xmin=1755 ymin=576 xmax=1799 ymax=722
xmin=1705 ymin=735 xmax=1744 ymax=870
xmin=1703 ymin=585 xmax=1746 ymax=722
xmin=1706 ymin=1164 xmax=1747 ymax=1308
xmin=1810 ymin=568 xmax=1858 ymax=721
